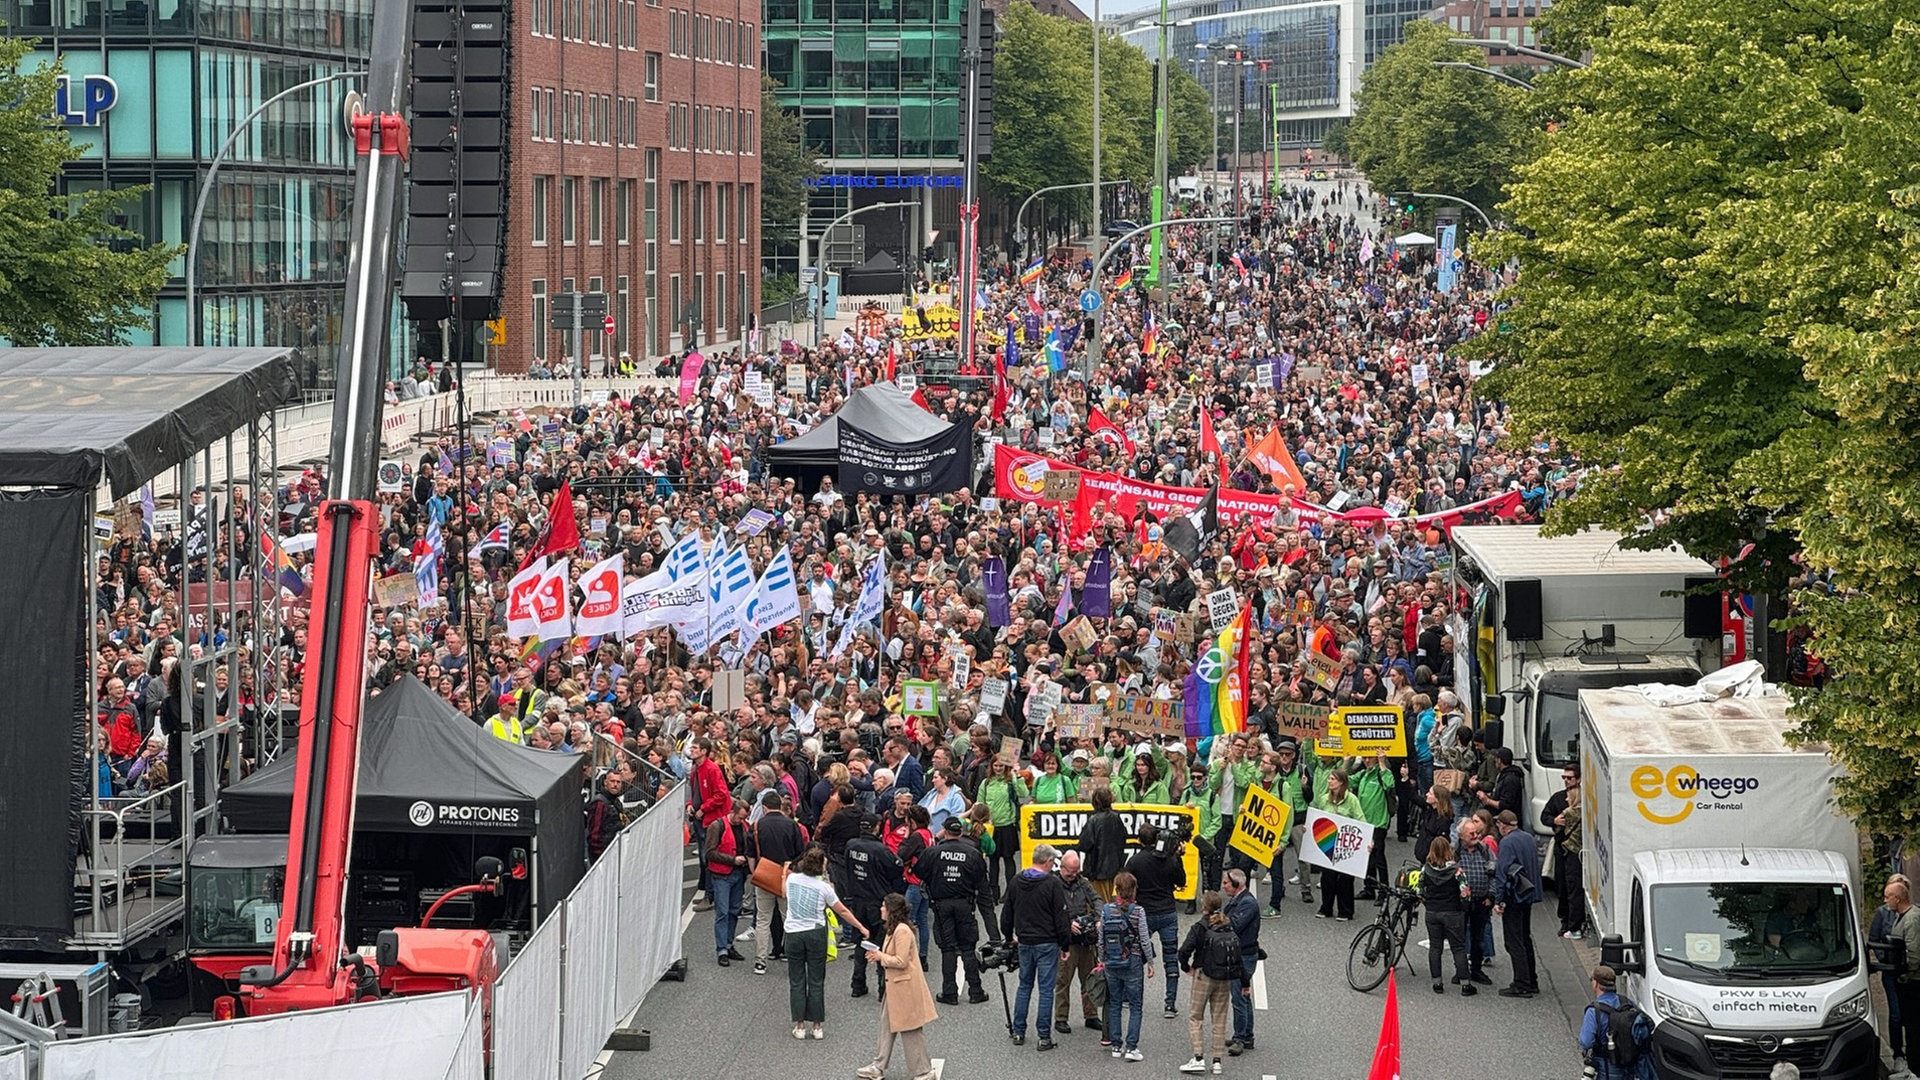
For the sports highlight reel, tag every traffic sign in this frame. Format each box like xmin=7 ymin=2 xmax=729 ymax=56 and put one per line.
xmin=485 ymin=319 xmax=506 ymax=346
xmin=1079 ymin=289 xmax=1102 ymax=313
xmin=603 ymin=315 xmax=616 ymax=334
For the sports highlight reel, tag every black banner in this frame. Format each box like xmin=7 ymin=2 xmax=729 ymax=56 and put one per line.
xmin=836 ymin=419 xmax=973 ymax=495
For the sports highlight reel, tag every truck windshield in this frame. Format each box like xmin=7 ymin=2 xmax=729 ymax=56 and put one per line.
xmin=189 ymin=865 xmax=284 ymax=949
xmin=1650 ymin=883 xmax=1858 ymax=984
xmin=1536 ymin=668 xmax=1699 ymax=767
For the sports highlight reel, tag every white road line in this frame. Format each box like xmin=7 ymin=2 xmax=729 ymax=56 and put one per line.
xmin=1263 ymin=1074 xmax=1278 ymax=1080
xmin=1251 ymin=958 xmax=1268 ymax=1011
xmin=680 ymin=900 xmax=697 ymax=936
xmin=931 ymin=1058 xmax=944 ymax=1079
xmin=683 ymin=856 xmax=697 ymax=867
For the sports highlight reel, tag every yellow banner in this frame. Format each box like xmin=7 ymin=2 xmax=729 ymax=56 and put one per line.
xmin=1228 ymin=784 xmax=1293 ymax=864
xmin=1316 ymin=705 xmax=1408 ymax=758
xmin=1018 ymin=802 xmax=1201 ymax=900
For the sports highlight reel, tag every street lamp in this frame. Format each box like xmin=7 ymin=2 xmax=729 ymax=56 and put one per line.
xmin=1449 ymin=37 xmax=1588 ymax=69
xmin=186 ymin=70 xmax=365 ymax=348
xmin=1433 ymin=60 xmax=1535 ymax=91
xmin=811 ymin=200 xmax=917 ymax=347
xmin=1086 ymin=215 xmax=1239 ymax=383
xmin=1393 ymin=190 xmax=1494 ymax=232
xmin=1016 ymin=180 xmax=1130 ymax=259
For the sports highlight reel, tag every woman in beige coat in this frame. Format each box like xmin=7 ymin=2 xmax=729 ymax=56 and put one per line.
xmin=857 ymin=892 xmax=938 ymax=1080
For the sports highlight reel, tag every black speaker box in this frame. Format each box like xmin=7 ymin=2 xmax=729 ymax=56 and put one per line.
xmin=1683 ymin=576 xmax=1722 ymax=639
xmin=1504 ymin=579 xmax=1544 ymax=642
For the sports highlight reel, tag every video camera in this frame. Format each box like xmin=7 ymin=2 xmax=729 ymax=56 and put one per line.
xmin=1152 ymin=818 xmax=1191 ymax=858
xmin=979 ymin=940 xmax=1020 ymax=972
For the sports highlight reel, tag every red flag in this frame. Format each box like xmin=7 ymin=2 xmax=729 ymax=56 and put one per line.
xmin=1086 ymin=405 xmax=1134 ymax=455
xmin=910 ymin=387 xmax=932 ymax=412
xmin=1069 ymin=483 xmax=1096 ymax=547
xmin=520 ymin=479 xmax=581 ymax=569
xmin=1367 ymin=971 xmax=1401 ymax=1080
xmin=885 ymin=341 xmax=898 ymax=382
xmin=1200 ymin=408 xmax=1221 ymax=459
xmin=992 ymin=349 xmax=1010 ymax=423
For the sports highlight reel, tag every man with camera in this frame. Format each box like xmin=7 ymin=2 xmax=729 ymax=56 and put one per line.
xmin=1054 ymin=850 xmax=1104 ymax=1036
xmin=1125 ymin=821 xmax=1189 ymax=1018
xmin=1000 ymin=843 xmax=1074 ymax=1051
xmin=916 ymin=815 xmax=990 ymax=1005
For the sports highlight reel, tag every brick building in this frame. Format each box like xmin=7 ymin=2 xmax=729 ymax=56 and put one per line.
xmin=502 ymin=0 xmax=761 ymax=372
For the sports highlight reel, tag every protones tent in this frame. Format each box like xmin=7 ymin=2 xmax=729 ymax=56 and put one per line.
xmin=766 ymin=382 xmax=969 ymax=494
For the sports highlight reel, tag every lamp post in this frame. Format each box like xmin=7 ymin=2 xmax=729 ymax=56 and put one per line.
xmin=1086 ymin=215 xmax=1239 ymax=383
xmin=1448 ymin=37 xmax=1588 ymax=68
xmin=1232 ymin=56 xmax=1252 ymax=217
xmin=187 ymin=70 xmax=365 ymax=348
xmin=1433 ymin=60 xmax=1536 ymax=90
xmin=812 ymin=200 xmax=917 ymax=347
xmin=1147 ymin=0 xmax=1170 ymax=293
xmin=1016 ymin=180 xmax=1130 ymax=259
xmin=1393 ymin=189 xmax=1494 ymax=232
xmin=1091 ymin=0 xmax=1102 ymax=258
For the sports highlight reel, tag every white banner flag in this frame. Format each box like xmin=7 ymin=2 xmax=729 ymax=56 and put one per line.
xmin=1297 ymin=807 xmax=1376 ymax=880
xmin=533 ymin=558 xmax=573 ymax=641
xmin=745 ymin=548 xmax=801 ymax=635
xmin=829 ymin=552 xmax=887 ymax=658
xmin=574 ymin=552 xmax=625 ymax=637
xmin=707 ymin=544 xmax=758 ymax=645
xmin=622 ymin=575 xmax=706 ymax=635
xmin=505 ymin=557 xmax=547 ymax=639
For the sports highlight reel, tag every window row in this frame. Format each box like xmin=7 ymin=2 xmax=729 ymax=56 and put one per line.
xmin=530 ymin=176 xmax=637 ymax=246
xmin=530 ymin=172 xmax=753 ymax=248
xmin=528 ymin=88 xmax=645 ymax=147
xmin=531 ymin=269 xmax=751 ymax=361
xmin=667 ymin=8 xmax=756 ymax=65
xmin=666 ymin=103 xmax=756 ymax=154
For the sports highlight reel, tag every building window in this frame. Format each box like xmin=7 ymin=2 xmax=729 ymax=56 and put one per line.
xmin=544 ymin=89 xmax=556 ymax=140
xmin=693 ymin=182 xmax=706 ymax=243
xmin=562 ymin=178 xmax=577 ymax=244
xmin=739 ymin=23 xmax=754 ymax=68
xmin=531 ymin=0 xmax=551 ymax=36
xmin=616 ymin=180 xmax=632 ymax=243
xmin=670 ymin=181 xmax=685 ymax=242
xmin=670 ymin=9 xmax=687 ymax=55
xmin=738 ymin=271 xmax=749 ymax=337
xmin=697 ymin=14 xmax=709 ymax=60
xmin=692 ymin=273 xmax=705 ymax=345
xmin=530 ymin=88 xmax=544 ymax=139
xmin=590 ymin=179 xmax=606 ymax=243
xmin=669 ymin=274 xmax=683 ymax=348
xmin=531 ymin=279 xmax=548 ymax=360
xmin=645 ymin=52 xmax=661 ymax=100
xmin=531 ymin=176 xmax=549 ymax=245
xmin=739 ymin=185 xmax=750 ymax=242
xmin=616 ymin=275 xmax=631 ymax=353
xmin=716 ymin=184 xmax=729 ymax=244
xmin=715 ymin=274 xmax=725 ymax=339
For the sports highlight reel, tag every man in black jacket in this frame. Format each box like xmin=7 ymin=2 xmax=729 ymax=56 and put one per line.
xmin=1125 ymin=822 xmax=1189 ymax=1017
xmin=748 ymin=794 xmax=808 ymax=972
xmin=999 ymin=844 xmax=1072 ymax=1050
xmin=917 ymin=816 xmax=990 ymax=1004
xmin=1076 ymin=787 xmax=1129 ymax=901
xmin=1475 ymin=747 xmax=1526 ymax=820
xmin=1053 ymin=850 xmax=1104 ymax=1035
xmin=845 ymin=813 xmax=904 ymax=997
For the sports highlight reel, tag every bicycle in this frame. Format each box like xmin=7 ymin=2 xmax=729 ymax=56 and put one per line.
xmin=1346 ymin=869 xmax=1422 ymax=992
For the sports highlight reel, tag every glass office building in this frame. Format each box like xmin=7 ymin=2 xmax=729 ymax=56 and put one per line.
xmin=761 ymin=0 xmax=965 ymax=278
xmin=1115 ymin=0 xmax=1426 ymax=146
xmin=6 ymin=0 xmax=372 ymax=386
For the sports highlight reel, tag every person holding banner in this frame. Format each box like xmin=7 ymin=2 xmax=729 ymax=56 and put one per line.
xmin=1311 ymin=770 xmax=1366 ymax=921
xmin=1346 ymin=751 xmax=1397 ymax=900
xmin=1182 ymin=763 xmax=1224 ymax=917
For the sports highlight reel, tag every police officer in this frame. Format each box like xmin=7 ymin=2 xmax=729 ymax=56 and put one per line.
xmin=845 ymin=813 xmax=904 ymax=998
xmin=915 ymin=815 xmax=990 ymax=1005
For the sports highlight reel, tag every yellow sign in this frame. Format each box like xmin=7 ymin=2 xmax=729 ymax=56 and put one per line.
xmin=1318 ymin=705 xmax=1407 ymax=758
xmin=1018 ymin=803 xmax=1201 ymax=900
xmin=1228 ymin=784 xmax=1293 ymax=864
xmin=901 ymin=301 xmax=960 ymax=342
xmin=485 ymin=318 xmax=507 ymax=346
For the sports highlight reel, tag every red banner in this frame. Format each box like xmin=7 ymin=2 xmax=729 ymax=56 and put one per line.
xmin=992 ymin=445 xmax=1288 ymax=525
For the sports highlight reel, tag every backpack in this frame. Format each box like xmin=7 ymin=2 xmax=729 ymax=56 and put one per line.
xmin=1202 ymin=924 xmax=1243 ymax=979
xmin=1100 ymin=901 xmax=1142 ymax=966
xmin=1593 ymin=999 xmax=1652 ymax=1068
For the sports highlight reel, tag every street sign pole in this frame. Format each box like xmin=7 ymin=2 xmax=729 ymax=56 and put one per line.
xmin=571 ymin=293 xmax=584 ymax=408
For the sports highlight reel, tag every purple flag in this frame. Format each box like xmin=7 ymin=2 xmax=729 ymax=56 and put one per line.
xmin=983 ymin=557 xmax=1010 ymax=628
xmin=1053 ymin=578 xmax=1073 ymax=627
xmin=1183 ymin=673 xmax=1207 ymax=739
xmin=1080 ymin=547 xmax=1112 ymax=619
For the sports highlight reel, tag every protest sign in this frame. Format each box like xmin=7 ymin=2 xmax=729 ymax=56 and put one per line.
xmin=980 ymin=677 xmax=1009 ymax=716
xmin=1303 ymin=650 xmax=1341 ymax=692
xmin=1273 ymin=700 xmax=1332 ymax=742
xmin=1206 ymin=588 xmax=1239 ymax=633
xmin=1060 ymin=615 xmax=1098 ymax=654
xmin=1019 ymin=803 xmax=1201 ymax=900
xmin=1053 ymin=703 xmax=1102 ymax=740
xmin=1298 ymin=807 xmax=1375 ymax=879
xmin=1029 ymin=681 xmax=1062 ymax=727
xmin=1108 ymin=694 xmax=1184 ymax=739
xmin=1229 ymin=784 xmax=1295 ymax=864
xmin=900 ymin=680 xmax=941 ymax=716
xmin=999 ymin=735 xmax=1023 ymax=766
xmin=1319 ymin=705 xmax=1407 ymax=757
xmin=1042 ymin=469 xmax=1082 ymax=501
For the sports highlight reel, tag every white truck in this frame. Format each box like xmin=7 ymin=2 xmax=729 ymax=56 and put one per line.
xmin=1581 ymin=688 xmax=1876 ymax=1080
xmin=1447 ymin=525 xmax=1721 ymax=838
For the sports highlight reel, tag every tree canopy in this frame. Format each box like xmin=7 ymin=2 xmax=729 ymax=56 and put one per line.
xmin=758 ymin=74 xmax=818 ymax=247
xmin=0 ymin=38 xmax=175 ymax=345
xmin=1346 ymin=21 xmax=1534 ymax=224
xmin=1472 ymin=0 xmax=1920 ymax=834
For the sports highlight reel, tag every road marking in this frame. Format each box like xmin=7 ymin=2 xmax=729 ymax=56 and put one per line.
xmin=931 ymin=1058 xmax=945 ymax=1079
xmin=680 ymin=900 xmax=697 ymax=936
xmin=683 ymin=856 xmax=697 ymax=867
xmin=1252 ymin=958 xmax=1268 ymax=1011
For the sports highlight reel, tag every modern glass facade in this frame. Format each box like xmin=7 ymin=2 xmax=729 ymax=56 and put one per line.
xmin=762 ymin=0 xmax=964 ymax=279
xmin=5 ymin=0 xmax=373 ymax=387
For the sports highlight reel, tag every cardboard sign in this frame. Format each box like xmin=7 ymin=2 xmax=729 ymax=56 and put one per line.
xmin=1273 ymin=700 xmax=1332 ymax=742
xmin=980 ymin=677 xmax=1009 ymax=716
xmin=950 ymin=649 xmax=972 ymax=688
xmin=1042 ymin=468 xmax=1082 ymax=501
xmin=1303 ymin=650 xmax=1341 ymax=692
xmin=1060 ymin=615 xmax=1098 ymax=655
xmin=1229 ymin=784 xmax=1295 ymax=864
xmin=1298 ymin=807 xmax=1375 ymax=880
xmin=1173 ymin=615 xmax=1198 ymax=645
xmin=1109 ymin=694 xmax=1184 ymax=739
xmin=1410 ymin=362 xmax=1431 ymax=387
xmin=377 ymin=461 xmax=405 ymax=494
xmin=898 ymin=372 xmax=918 ymax=392
xmin=1206 ymin=588 xmax=1239 ymax=634
xmin=1153 ymin=611 xmax=1177 ymax=642
xmin=999 ymin=735 xmax=1023 ymax=766
xmin=1037 ymin=427 xmax=1056 ymax=449
xmin=1255 ymin=362 xmax=1274 ymax=386
xmin=1324 ymin=705 xmax=1407 ymax=757
xmin=901 ymin=680 xmax=941 ymax=716
xmin=1053 ymin=703 xmax=1102 ymax=740
xmin=1029 ymin=681 xmax=1062 ymax=727
xmin=372 ymin=573 xmax=417 ymax=610
xmin=1018 ymin=803 xmax=1201 ymax=900
xmin=787 ymin=363 xmax=808 ymax=395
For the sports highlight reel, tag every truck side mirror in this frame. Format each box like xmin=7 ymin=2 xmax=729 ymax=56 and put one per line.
xmin=1599 ymin=934 xmax=1645 ymax=975
xmin=1483 ymin=696 xmax=1506 ymax=718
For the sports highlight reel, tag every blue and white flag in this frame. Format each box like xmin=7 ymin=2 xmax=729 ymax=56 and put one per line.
xmin=830 ymin=551 xmax=887 ymax=658
xmin=414 ymin=550 xmax=439 ymax=609
xmin=745 ymin=548 xmax=801 ymax=635
xmin=664 ymin=531 xmax=705 ymax=582
xmin=707 ymin=543 xmax=758 ymax=645
xmin=1436 ymin=224 xmax=1459 ymax=294
xmin=469 ymin=521 xmax=510 ymax=560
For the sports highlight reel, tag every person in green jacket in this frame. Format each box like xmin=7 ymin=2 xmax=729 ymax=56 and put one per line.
xmin=976 ymin=757 xmax=1032 ymax=901
xmin=1115 ymin=748 xmax=1171 ymax=806
xmin=1031 ymin=751 xmax=1078 ymax=805
xmin=1263 ymin=738 xmax=1313 ymax=916
xmin=1345 ymin=751 xmax=1396 ymax=900
xmin=1312 ymin=769 xmax=1367 ymax=920
xmin=1182 ymin=761 xmax=1223 ymax=913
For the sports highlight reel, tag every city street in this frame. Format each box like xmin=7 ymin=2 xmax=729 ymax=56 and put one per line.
xmin=605 ymin=834 xmax=1591 ymax=1080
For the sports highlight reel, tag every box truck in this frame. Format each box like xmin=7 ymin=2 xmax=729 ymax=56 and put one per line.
xmin=1581 ymin=688 xmax=1874 ymax=1080
xmin=1448 ymin=525 xmax=1722 ymax=838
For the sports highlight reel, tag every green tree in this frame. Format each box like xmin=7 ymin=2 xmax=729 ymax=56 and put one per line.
xmin=0 ymin=39 xmax=174 ymax=345
xmin=1165 ymin=65 xmax=1211 ymax=174
xmin=758 ymin=74 xmax=819 ymax=257
xmin=1346 ymin=21 xmax=1534 ymax=223
xmin=1319 ymin=120 xmax=1349 ymax=162
xmin=1473 ymin=0 xmax=1920 ymax=833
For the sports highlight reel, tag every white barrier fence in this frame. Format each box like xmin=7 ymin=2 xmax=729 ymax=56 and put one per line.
xmin=8 ymin=788 xmax=686 ymax=1080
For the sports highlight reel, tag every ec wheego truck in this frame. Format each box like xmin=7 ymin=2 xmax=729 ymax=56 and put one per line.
xmin=1448 ymin=525 xmax=1722 ymax=841
xmin=1581 ymin=688 xmax=1874 ymax=1080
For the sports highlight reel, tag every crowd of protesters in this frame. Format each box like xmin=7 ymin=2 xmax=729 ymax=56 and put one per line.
xmin=89 ymin=175 xmax=1586 ymax=1076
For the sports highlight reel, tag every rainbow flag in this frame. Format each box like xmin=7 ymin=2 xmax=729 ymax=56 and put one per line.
xmin=1141 ymin=308 xmax=1159 ymax=357
xmin=261 ymin=533 xmax=307 ymax=597
xmin=1114 ymin=267 xmax=1133 ymax=292
xmin=1212 ymin=603 xmax=1252 ymax=735
xmin=1019 ymin=257 xmax=1044 ymax=287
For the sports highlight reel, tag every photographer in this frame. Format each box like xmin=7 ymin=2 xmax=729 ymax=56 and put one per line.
xmin=999 ymin=843 xmax=1073 ymax=1051
xmin=1053 ymin=850 xmax=1103 ymax=1036
xmin=1124 ymin=822 xmax=1189 ymax=1018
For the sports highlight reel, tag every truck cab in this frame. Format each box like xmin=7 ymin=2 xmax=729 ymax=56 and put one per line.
xmin=1606 ymin=849 xmax=1875 ymax=1080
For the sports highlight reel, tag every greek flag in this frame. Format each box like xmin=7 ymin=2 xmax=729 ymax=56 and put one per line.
xmin=745 ymin=548 xmax=801 ymax=635
xmin=829 ymin=551 xmax=887 ymax=658
xmin=664 ymin=531 xmax=705 ymax=582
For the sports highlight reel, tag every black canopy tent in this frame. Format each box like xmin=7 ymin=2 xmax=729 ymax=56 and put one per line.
xmin=839 ymin=250 xmax=909 ymax=296
xmin=222 ymin=678 xmax=586 ymax=924
xmin=765 ymin=382 xmax=959 ymax=495
xmin=0 ymin=347 xmax=298 ymax=949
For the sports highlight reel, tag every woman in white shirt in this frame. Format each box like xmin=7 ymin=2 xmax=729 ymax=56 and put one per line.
xmin=785 ymin=844 xmax=871 ymax=1040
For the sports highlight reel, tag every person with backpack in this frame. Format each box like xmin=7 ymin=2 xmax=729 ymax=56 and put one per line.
xmin=1419 ymin=837 xmax=1473 ymax=995
xmin=1578 ymin=965 xmax=1655 ymax=1079
xmin=1176 ymin=890 xmax=1241 ymax=1074
xmin=1098 ymin=870 xmax=1157 ymax=1062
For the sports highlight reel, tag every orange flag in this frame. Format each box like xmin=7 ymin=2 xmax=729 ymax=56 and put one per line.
xmin=1247 ymin=427 xmax=1308 ymax=495
xmin=1367 ymin=970 xmax=1401 ymax=1080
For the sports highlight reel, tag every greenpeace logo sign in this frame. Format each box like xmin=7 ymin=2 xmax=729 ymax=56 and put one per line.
xmin=407 ymin=799 xmax=522 ymax=828
xmin=1631 ymin=765 xmax=1760 ymax=825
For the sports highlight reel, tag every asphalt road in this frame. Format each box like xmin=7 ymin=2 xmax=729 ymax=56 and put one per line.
xmin=604 ymin=834 xmax=1591 ymax=1080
